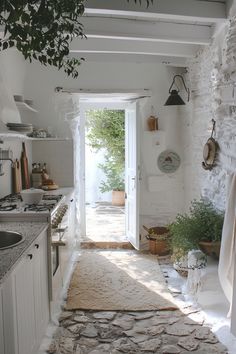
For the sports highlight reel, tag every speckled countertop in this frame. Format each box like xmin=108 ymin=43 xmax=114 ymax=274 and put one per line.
xmin=0 ymin=222 xmax=48 ymax=285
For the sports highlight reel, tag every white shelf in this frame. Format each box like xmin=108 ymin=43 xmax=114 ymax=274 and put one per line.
xmin=0 ymin=132 xmax=30 ymax=141
xmin=15 ymin=101 xmax=38 ymax=113
xmin=31 ymin=137 xmax=72 ymax=141
xmin=0 ymin=132 xmax=71 ymax=141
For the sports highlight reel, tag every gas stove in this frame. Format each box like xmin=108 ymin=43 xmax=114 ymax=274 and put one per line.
xmin=0 ymin=193 xmax=64 ymax=221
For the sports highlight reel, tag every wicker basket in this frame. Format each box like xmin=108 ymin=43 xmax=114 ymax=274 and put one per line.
xmin=143 ymin=226 xmax=170 ymax=256
xmin=173 ymin=257 xmax=188 ymax=277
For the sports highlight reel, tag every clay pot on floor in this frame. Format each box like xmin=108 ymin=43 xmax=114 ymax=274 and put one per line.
xmin=198 ymin=241 xmax=221 ymax=259
xmin=112 ymin=190 xmax=125 ymax=206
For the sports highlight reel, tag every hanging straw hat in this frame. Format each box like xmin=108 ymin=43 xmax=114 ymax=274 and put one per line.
xmin=202 ymin=137 xmax=218 ymax=170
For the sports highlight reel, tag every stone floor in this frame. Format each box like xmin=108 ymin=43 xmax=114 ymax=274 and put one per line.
xmin=47 ymin=308 xmax=227 ymax=354
xmin=82 ymin=203 xmax=127 ymax=243
xmin=43 ymin=254 xmax=229 ymax=354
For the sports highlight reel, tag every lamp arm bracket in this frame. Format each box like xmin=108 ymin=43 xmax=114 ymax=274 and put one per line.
xmin=169 ymin=75 xmax=190 ymax=102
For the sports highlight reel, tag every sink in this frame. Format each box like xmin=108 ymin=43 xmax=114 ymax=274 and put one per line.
xmin=0 ymin=231 xmax=25 ymax=250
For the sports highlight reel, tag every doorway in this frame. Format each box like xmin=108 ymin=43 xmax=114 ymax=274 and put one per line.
xmin=77 ymin=97 xmax=140 ymax=249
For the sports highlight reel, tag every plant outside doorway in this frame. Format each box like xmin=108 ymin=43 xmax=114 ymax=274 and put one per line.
xmin=82 ymin=109 xmax=127 ymax=245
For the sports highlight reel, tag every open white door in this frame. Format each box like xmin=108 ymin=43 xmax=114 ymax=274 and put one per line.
xmin=79 ymin=105 xmax=86 ymax=237
xmin=125 ymin=102 xmax=140 ymax=249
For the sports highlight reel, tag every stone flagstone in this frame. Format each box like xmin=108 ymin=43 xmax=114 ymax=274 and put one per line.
xmin=147 ymin=325 xmax=165 ymax=336
xmin=166 ymin=324 xmax=195 ymax=336
xmin=93 ymin=312 xmax=116 ymax=320
xmin=162 ymin=344 xmax=181 ymax=354
xmin=80 ymin=324 xmax=98 ymax=338
xmin=178 ymin=336 xmax=200 ymax=351
xmin=139 ymin=338 xmax=162 ymax=351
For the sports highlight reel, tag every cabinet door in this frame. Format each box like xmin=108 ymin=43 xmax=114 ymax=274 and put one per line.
xmin=33 ymin=230 xmax=49 ymax=345
xmin=60 ymin=197 xmax=76 ymax=284
xmin=0 ymin=287 xmax=4 ymax=354
xmin=13 ymin=250 xmax=37 ymax=354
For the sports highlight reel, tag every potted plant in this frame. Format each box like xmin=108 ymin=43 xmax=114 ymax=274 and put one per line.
xmin=143 ymin=225 xmax=170 ymax=256
xmin=169 ymin=198 xmax=224 ymax=275
xmin=168 ymin=212 xmax=201 ymax=276
xmin=99 ymin=158 xmax=125 ymax=206
xmin=190 ymin=199 xmax=224 ymax=259
xmin=86 ymin=110 xmax=125 ymax=205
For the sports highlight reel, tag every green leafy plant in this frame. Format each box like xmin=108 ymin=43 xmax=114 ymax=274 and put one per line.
xmin=0 ymin=0 xmax=152 ymax=77
xmin=86 ymin=109 xmax=125 ymax=192
xmin=0 ymin=0 xmax=85 ymax=78
xmin=189 ymin=199 xmax=224 ymax=242
xmin=168 ymin=198 xmax=224 ymax=260
xmin=99 ymin=158 xmax=125 ymax=192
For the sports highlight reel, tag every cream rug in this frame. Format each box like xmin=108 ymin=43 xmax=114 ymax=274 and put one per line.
xmin=66 ymin=251 xmax=177 ymax=311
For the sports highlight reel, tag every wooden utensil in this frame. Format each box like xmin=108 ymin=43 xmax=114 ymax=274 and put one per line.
xmin=12 ymin=161 xmax=17 ymax=193
xmin=12 ymin=159 xmax=22 ymax=193
xmin=21 ymin=142 xmax=30 ymax=189
xmin=16 ymin=159 xmax=22 ymax=192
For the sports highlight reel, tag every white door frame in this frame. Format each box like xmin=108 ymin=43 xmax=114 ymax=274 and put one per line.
xmin=78 ymin=99 xmax=141 ymax=245
xmin=125 ymin=101 xmax=140 ymax=249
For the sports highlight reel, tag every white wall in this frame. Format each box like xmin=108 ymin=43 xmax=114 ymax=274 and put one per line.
xmin=32 ymin=140 xmax=74 ymax=188
xmin=0 ymin=49 xmax=32 ymax=198
xmin=23 ymin=60 xmax=184 ymax=246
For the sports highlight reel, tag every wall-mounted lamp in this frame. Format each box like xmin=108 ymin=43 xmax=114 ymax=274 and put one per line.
xmin=164 ymin=74 xmax=190 ymax=106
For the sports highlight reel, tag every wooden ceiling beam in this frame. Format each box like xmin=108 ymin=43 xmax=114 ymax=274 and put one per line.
xmin=81 ymin=17 xmax=212 ymax=45
xmin=70 ymin=37 xmax=199 ymax=58
xmin=85 ymin=0 xmax=227 ymax=23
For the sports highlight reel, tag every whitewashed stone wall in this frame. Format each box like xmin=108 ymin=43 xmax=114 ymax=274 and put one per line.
xmin=183 ymin=18 xmax=236 ymax=212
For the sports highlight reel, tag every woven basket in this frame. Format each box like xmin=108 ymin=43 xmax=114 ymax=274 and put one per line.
xmin=143 ymin=226 xmax=170 ymax=256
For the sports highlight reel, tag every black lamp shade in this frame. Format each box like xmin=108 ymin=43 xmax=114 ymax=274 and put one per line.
xmin=164 ymin=90 xmax=185 ymax=106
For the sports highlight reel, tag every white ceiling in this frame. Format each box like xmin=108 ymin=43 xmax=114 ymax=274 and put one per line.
xmin=70 ymin=0 xmax=230 ymax=67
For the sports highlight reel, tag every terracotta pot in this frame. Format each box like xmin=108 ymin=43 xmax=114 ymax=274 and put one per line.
xmin=112 ymin=190 xmax=125 ymax=206
xmin=198 ymin=241 xmax=221 ymax=259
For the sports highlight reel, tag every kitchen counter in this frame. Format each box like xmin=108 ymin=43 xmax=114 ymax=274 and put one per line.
xmin=45 ymin=187 xmax=74 ymax=198
xmin=0 ymin=222 xmax=48 ymax=284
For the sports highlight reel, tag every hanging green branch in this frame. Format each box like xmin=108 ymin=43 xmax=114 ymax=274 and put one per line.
xmin=0 ymin=0 xmax=153 ymax=78
xmin=0 ymin=0 xmax=86 ymax=78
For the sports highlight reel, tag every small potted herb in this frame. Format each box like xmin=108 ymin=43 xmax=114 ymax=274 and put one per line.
xmin=168 ymin=198 xmax=224 ymax=274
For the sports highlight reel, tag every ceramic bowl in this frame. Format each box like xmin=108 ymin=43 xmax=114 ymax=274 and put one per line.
xmin=13 ymin=95 xmax=23 ymax=102
xmin=20 ymin=189 xmax=44 ymax=204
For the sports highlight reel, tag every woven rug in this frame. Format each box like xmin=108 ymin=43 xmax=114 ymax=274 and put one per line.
xmin=66 ymin=251 xmax=177 ymax=311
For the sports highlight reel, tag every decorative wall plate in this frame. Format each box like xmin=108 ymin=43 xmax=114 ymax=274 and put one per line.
xmin=157 ymin=150 xmax=181 ymax=173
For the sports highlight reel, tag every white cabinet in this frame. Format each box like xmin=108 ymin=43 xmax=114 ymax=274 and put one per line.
xmin=2 ymin=229 xmax=49 ymax=354
xmin=0 ymin=287 xmax=4 ymax=354
xmin=60 ymin=196 xmax=76 ymax=284
xmin=14 ymin=248 xmax=37 ymax=354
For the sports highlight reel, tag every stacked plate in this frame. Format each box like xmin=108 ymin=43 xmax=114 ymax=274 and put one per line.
xmin=6 ymin=123 xmax=33 ymax=133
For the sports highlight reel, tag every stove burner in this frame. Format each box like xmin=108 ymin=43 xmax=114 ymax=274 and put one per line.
xmin=42 ymin=194 xmax=62 ymax=202
xmin=0 ymin=204 xmax=17 ymax=211
xmin=24 ymin=203 xmax=56 ymax=212
xmin=0 ymin=193 xmax=22 ymax=203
